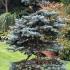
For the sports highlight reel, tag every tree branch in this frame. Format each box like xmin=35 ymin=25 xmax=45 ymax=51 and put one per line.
xmin=1 ymin=0 xmax=5 ymax=7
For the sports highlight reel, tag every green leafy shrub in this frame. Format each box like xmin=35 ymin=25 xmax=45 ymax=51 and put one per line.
xmin=64 ymin=5 xmax=70 ymax=15
xmin=60 ymin=0 xmax=70 ymax=5
xmin=0 ymin=13 xmax=15 ymax=33
xmin=60 ymin=48 xmax=70 ymax=61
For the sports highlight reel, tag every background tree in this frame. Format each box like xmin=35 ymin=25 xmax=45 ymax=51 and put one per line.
xmin=0 ymin=0 xmax=10 ymax=12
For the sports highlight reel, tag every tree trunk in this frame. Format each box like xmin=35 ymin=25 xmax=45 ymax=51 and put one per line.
xmin=5 ymin=0 xmax=8 ymax=12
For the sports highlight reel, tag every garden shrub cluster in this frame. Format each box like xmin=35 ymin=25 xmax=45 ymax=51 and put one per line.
xmin=0 ymin=0 xmax=70 ymax=70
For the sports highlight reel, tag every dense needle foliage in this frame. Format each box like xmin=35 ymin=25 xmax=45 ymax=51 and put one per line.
xmin=8 ymin=10 xmax=65 ymax=59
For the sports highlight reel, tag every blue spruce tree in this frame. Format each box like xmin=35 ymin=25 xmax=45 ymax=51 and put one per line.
xmin=8 ymin=10 xmax=66 ymax=70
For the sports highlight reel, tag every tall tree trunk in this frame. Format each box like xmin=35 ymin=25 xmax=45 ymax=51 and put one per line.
xmin=1 ymin=0 xmax=8 ymax=12
xmin=5 ymin=0 xmax=8 ymax=12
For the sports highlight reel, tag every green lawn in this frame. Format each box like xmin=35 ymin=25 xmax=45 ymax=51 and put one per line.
xmin=66 ymin=62 xmax=70 ymax=70
xmin=0 ymin=42 xmax=35 ymax=70
xmin=0 ymin=42 xmax=70 ymax=70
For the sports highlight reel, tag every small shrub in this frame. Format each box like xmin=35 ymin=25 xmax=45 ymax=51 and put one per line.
xmin=0 ymin=13 xmax=15 ymax=33
xmin=60 ymin=48 xmax=70 ymax=61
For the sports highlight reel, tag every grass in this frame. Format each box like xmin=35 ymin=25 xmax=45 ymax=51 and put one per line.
xmin=0 ymin=42 xmax=35 ymax=70
xmin=66 ymin=62 xmax=70 ymax=70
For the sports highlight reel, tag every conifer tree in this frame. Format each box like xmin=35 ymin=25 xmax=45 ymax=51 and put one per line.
xmin=7 ymin=1 xmax=66 ymax=70
xmin=8 ymin=10 xmax=66 ymax=70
